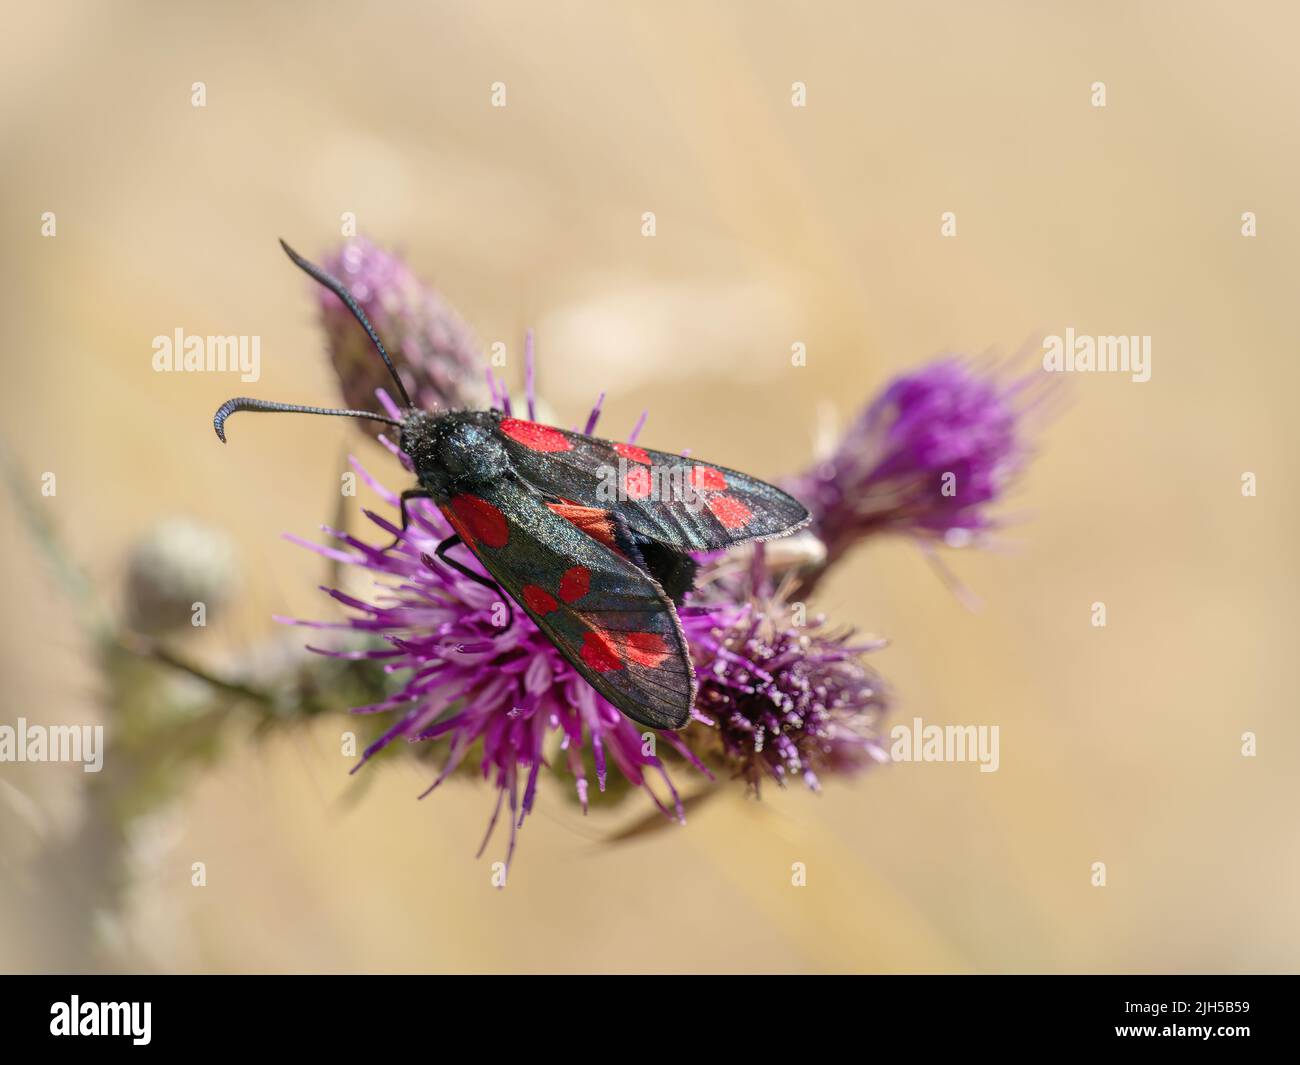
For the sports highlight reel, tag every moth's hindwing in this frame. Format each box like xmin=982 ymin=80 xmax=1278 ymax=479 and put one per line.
xmin=439 ymin=478 xmax=696 ymax=730
xmin=490 ymin=416 xmax=810 ymax=553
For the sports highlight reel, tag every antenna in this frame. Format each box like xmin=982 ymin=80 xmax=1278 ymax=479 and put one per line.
xmin=214 ymin=397 xmax=400 ymax=443
xmin=278 ymin=238 xmax=414 ymax=409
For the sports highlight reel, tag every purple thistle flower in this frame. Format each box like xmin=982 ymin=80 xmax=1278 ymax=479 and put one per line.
xmin=282 ymin=377 xmax=707 ymax=872
xmin=682 ymin=563 xmax=890 ymax=791
xmin=289 ymin=233 xmax=912 ymax=857
xmin=786 ymin=357 xmax=1048 ymax=586
xmin=316 ymin=237 xmax=486 ymax=430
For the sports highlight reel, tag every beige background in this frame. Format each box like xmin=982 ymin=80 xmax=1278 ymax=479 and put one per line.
xmin=1 ymin=1 xmax=1297 ymax=972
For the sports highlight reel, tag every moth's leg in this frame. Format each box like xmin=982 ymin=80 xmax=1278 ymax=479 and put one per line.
xmin=380 ymin=489 xmax=433 ymax=552
xmin=433 ymin=534 xmax=515 ymax=629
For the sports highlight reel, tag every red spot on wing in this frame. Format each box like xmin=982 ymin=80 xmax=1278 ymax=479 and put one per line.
xmin=623 ymin=464 xmax=653 ymax=500
xmin=614 ymin=442 xmax=651 ymax=464
xmin=522 ymin=584 xmax=558 ymax=615
xmin=578 ymin=628 xmax=671 ymax=673
xmin=706 ymin=493 xmax=752 ymax=530
xmin=580 ymin=630 xmax=623 ymax=672
xmin=559 ymin=565 xmax=591 ymax=603
xmin=500 ymin=417 xmax=572 ymax=453
xmin=547 ymin=502 xmax=617 ymax=549
xmin=448 ymin=494 xmax=510 ymax=548
xmin=621 ymin=631 xmax=670 ymax=668
xmin=691 ymin=465 xmax=727 ymax=491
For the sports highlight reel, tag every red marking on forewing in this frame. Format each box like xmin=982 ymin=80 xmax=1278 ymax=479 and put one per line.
xmin=499 ymin=417 xmax=571 ymax=452
xmin=547 ymin=502 xmax=617 ymax=549
xmin=614 ymin=442 xmax=651 ymax=464
xmin=522 ymin=584 xmax=558 ymax=615
xmin=706 ymin=493 xmax=752 ymax=530
xmin=577 ymin=627 xmax=671 ymax=673
xmin=621 ymin=631 xmax=670 ymax=668
xmin=580 ymin=630 xmax=623 ymax=672
xmin=447 ymin=494 xmax=510 ymax=548
xmin=690 ymin=465 xmax=727 ymax=491
xmin=559 ymin=565 xmax=591 ymax=603
xmin=622 ymin=464 xmax=653 ymax=500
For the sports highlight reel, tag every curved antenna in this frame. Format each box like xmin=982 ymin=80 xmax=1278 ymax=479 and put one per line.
xmin=278 ymin=238 xmax=414 ymax=410
xmin=214 ymin=397 xmax=401 ymax=443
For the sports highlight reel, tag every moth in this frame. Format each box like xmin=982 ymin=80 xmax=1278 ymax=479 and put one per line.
xmin=214 ymin=241 xmax=810 ymax=730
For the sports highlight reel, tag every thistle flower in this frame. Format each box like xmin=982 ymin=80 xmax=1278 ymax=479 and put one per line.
xmin=787 ymin=357 xmax=1046 ymax=584
xmin=683 ymin=567 xmax=889 ymax=791
xmin=316 ymin=237 xmax=486 ymax=427
xmin=123 ymin=519 xmax=238 ymax=635
xmin=284 ymin=386 xmax=707 ymax=871
xmin=294 ymin=235 xmax=910 ymax=863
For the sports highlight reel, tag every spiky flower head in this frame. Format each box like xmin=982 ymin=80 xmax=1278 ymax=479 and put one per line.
xmin=123 ymin=519 xmax=238 ymax=635
xmin=787 ymin=357 xmax=1046 ymax=583
xmin=682 ymin=563 xmax=889 ymax=791
xmin=286 ymin=385 xmax=708 ymax=871
xmin=316 ymin=237 xmax=486 ymax=429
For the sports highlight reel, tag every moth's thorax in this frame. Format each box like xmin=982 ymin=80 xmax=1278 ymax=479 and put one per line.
xmin=400 ymin=408 xmax=509 ymax=500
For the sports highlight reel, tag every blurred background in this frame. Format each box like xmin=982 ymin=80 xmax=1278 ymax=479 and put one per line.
xmin=1 ymin=0 xmax=1297 ymax=973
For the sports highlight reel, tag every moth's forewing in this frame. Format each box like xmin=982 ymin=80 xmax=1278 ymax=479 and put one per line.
xmin=438 ymin=478 xmax=696 ymax=731
xmin=490 ymin=416 xmax=810 ymax=552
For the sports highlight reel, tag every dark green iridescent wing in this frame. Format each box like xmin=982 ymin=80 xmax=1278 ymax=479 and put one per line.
xmin=490 ymin=415 xmax=810 ymax=553
xmin=438 ymin=478 xmax=695 ymax=730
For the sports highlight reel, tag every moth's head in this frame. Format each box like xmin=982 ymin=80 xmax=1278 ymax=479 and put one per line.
xmin=402 ymin=410 xmax=509 ymax=496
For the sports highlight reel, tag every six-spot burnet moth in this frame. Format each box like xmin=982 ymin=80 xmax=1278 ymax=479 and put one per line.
xmin=213 ymin=240 xmax=811 ymax=730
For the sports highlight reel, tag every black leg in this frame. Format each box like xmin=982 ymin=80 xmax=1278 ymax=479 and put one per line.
xmin=380 ymin=488 xmax=432 ymax=552
xmin=433 ymin=534 xmax=514 ymax=629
